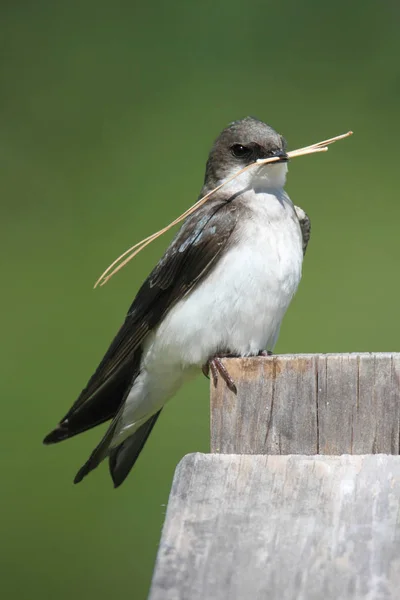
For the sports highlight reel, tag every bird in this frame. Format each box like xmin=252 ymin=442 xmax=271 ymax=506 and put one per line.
xmin=43 ymin=116 xmax=311 ymax=487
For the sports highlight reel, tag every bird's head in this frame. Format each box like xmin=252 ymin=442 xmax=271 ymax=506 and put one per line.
xmin=205 ymin=116 xmax=288 ymax=192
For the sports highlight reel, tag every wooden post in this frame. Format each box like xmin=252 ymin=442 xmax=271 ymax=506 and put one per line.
xmin=149 ymin=453 xmax=400 ymax=600
xmin=211 ymin=353 xmax=400 ymax=455
xmin=148 ymin=353 xmax=400 ymax=600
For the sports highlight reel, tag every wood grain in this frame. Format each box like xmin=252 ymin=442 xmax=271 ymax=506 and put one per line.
xmin=210 ymin=353 xmax=400 ymax=455
xmin=148 ymin=453 xmax=400 ymax=600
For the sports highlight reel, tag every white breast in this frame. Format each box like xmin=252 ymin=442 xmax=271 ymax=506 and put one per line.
xmin=144 ymin=189 xmax=304 ymax=369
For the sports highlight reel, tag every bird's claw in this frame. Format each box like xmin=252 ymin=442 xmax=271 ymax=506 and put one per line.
xmin=202 ymin=351 xmax=271 ymax=393
xmin=202 ymin=355 xmax=238 ymax=394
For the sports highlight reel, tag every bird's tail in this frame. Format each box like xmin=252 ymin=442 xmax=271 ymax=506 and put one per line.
xmin=109 ymin=410 xmax=162 ymax=488
xmin=74 ymin=409 xmax=162 ymax=486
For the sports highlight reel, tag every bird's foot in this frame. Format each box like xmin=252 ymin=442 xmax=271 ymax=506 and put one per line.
xmin=258 ymin=350 xmax=273 ymax=357
xmin=202 ymin=354 xmax=238 ymax=394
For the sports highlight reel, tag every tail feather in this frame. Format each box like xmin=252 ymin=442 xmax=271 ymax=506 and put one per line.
xmin=109 ymin=410 xmax=162 ymax=488
xmin=73 ymin=415 xmax=121 ymax=484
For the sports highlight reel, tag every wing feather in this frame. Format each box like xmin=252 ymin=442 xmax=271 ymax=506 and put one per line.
xmin=44 ymin=197 xmax=239 ymax=443
xmin=294 ymin=205 xmax=311 ymax=255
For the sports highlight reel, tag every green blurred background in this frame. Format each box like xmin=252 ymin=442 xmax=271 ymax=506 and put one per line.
xmin=2 ymin=0 xmax=400 ymax=597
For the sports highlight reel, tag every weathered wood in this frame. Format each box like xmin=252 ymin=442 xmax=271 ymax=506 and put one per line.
xmin=149 ymin=453 xmax=400 ymax=600
xmin=210 ymin=353 xmax=400 ymax=455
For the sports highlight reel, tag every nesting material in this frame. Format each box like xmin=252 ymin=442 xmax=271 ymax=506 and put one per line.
xmin=94 ymin=130 xmax=353 ymax=288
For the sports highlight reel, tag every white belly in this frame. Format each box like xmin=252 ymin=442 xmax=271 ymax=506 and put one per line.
xmin=144 ymin=190 xmax=303 ymax=369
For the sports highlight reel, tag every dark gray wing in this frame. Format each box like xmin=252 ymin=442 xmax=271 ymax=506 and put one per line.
xmin=294 ymin=205 xmax=311 ymax=255
xmin=44 ymin=198 xmax=239 ymax=443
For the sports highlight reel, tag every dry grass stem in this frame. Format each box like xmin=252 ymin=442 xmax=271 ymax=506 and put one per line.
xmin=94 ymin=130 xmax=353 ymax=287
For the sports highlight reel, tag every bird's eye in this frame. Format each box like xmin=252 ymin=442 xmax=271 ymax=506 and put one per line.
xmin=230 ymin=144 xmax=253 ymax=159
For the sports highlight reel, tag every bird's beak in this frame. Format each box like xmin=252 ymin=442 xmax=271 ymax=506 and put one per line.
xmin=272 ymin=149 xmax=289 ymax=162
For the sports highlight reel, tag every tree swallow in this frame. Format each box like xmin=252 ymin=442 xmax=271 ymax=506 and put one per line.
xmin=43 ymin=117 xmax=310 ymax=487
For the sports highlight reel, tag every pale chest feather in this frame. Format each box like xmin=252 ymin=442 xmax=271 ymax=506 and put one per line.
xmin=205 ymin=193 xmax=303 ymax=342
xmin=233 ymin=192 xmax=303 ymax=298
xmin=147 ymin=190 xmax=304 ymax=366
